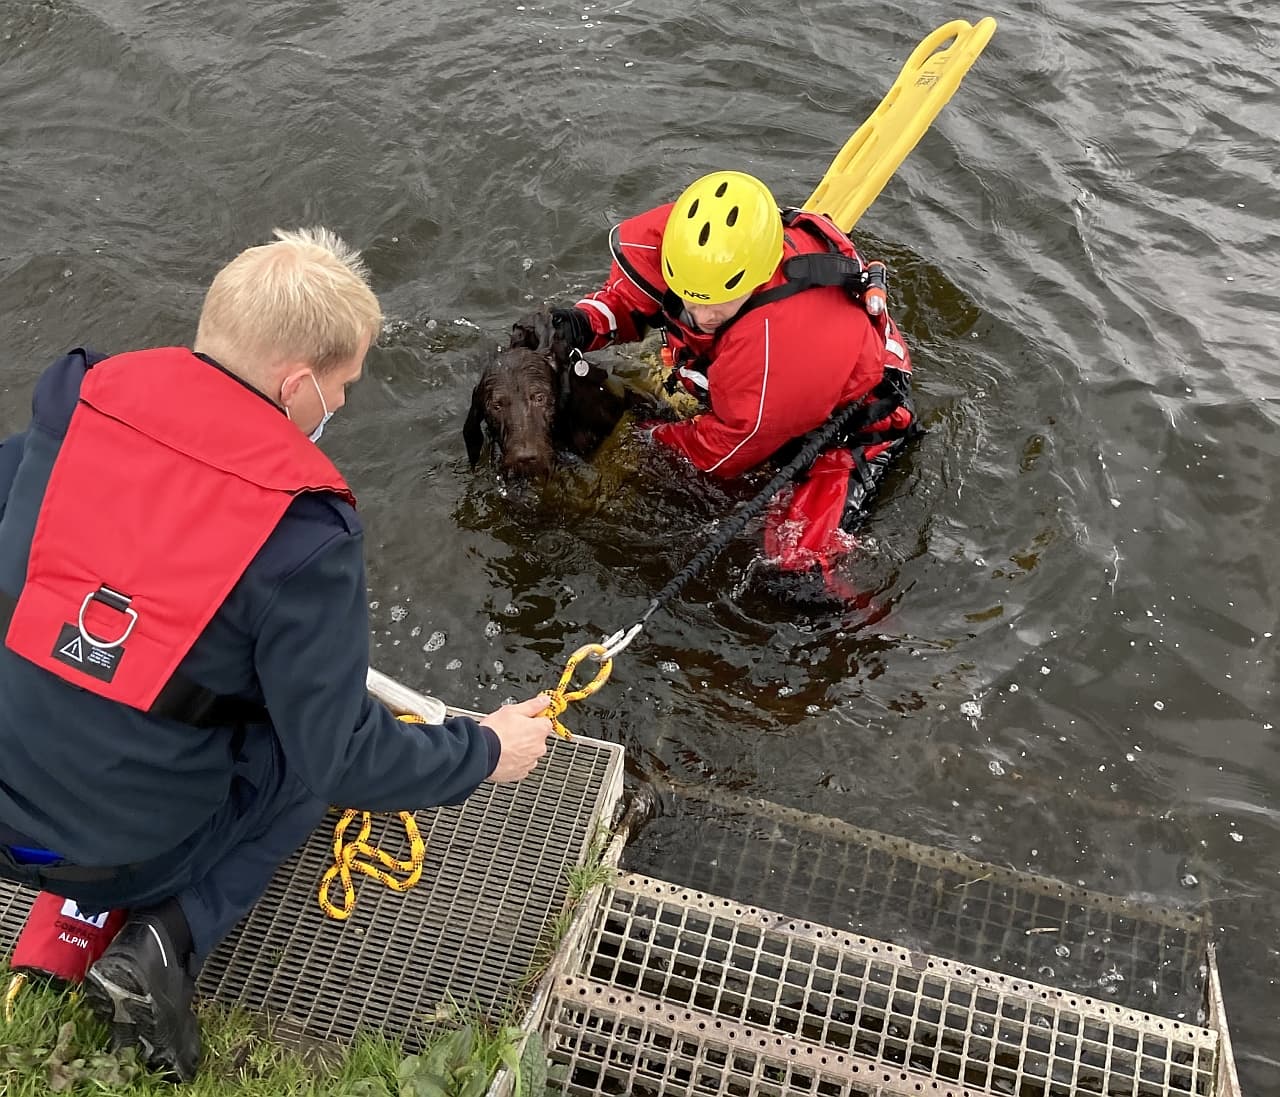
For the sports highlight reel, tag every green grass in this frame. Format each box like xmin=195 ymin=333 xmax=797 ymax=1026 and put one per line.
xmin=520 ymin=829 xmax=615 ymax=992
xmin=1 ymin=968 xmax=547 ymax=1095
xmin=1 ymin=967 xmax=404 ymax=1094
xmin=0 ymin=837 xmax=611 ymax=1093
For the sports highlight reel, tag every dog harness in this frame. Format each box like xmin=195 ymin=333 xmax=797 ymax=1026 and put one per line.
xmin=2 ymin=348 xmax=354 ymax=724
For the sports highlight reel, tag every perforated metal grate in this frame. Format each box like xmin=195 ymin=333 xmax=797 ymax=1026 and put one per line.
xmin=548 ymin=874 xmax=1218 ymax=1097
xmin=0 ymin=878 xmax=32 ymax=961
xmin=0 ymin=735 xmax=624 ymax=1052
xmin=625 ymin=787 xmax=1209 ymax=1018
xmin=547 ymin=978 xmax=923 ymax=1097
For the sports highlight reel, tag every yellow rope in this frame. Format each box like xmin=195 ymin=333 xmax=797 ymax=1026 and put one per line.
xmin=316 ymin=649 xmax=612 ymax=921
xmin=317 ymin=715 xmax=428 ymax=921
xmin=4 ymin=971 xmax=26 ymax=1021
xmin=542 ymin=643 xmax=613 ymax=739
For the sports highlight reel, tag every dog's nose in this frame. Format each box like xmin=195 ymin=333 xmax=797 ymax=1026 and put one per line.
xmin=503 ymin=449 xmax=550 ymax=480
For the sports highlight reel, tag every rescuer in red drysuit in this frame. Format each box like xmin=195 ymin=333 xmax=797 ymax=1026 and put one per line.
xmin=530 ymin=170 xmax=918 ymax=593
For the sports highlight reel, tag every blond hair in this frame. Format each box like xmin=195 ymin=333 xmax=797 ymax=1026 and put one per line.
xmin=195 ymin=227 xmax=383 ymax=385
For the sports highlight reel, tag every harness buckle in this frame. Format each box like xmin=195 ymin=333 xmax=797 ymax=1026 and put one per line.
xmin=77 ymin=585 xmax=138 ymax=650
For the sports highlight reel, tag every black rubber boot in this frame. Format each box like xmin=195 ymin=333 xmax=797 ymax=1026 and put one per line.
xmin=83 ymin=912 xmax=201 ymax=1082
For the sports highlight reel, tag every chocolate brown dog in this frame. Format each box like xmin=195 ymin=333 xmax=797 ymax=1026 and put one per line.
xmin=463 ymin=310 xmax=655 ymax=480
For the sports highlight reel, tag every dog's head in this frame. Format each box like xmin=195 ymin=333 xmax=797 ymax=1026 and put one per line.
xmin=463 ymin=310 xmax=565 ymax=481
xmin=464 ymin=308 xmax=651 ymax=481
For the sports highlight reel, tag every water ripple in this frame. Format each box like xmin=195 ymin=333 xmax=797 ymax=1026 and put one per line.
xmin=1 ymin=0 xmax=1278 ymax=1085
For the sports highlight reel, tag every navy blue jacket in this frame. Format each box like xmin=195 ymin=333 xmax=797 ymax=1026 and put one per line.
xmin=0 ymin=349 xmax=499 ymax=865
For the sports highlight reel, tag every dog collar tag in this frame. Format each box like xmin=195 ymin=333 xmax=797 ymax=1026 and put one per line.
xmin=573 ymin=359 xmax=589 ymax=377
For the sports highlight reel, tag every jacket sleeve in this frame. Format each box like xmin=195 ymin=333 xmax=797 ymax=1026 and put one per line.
xmin=574 ymin=271 xmax=659 ymax=349
xmin=253 ymin=528 xmax=501 ymax=811
xmin=573 ymin=210 xmax=671 ymax=349
xmin=0 ymin=431 xmax=28 ymax=522
xmin=650 ymin=318 xmax=792 ymax=479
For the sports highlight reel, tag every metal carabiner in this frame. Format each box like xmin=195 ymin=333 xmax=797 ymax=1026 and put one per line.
xmin=594 ymin=621 xmax=645 ymax=662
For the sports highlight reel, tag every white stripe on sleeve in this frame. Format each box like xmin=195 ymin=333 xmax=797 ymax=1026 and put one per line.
xmin=577 ymin=298 xmax=618 ymax=331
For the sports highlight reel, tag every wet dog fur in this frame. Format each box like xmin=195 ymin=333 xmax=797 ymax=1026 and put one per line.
xmin=463 ymin=310 xmax=655 ymax=480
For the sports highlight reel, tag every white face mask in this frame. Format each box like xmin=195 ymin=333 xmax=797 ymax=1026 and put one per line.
xmin=286 ymin=372 xmax=332 ymax=443
xmin=307 ymin=373 xmax=333 ymax=443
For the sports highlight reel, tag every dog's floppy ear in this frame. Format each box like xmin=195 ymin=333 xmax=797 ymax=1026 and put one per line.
xmin=509 ymin=319 xmax=538 ymax=351
xmin=510 ymin=307 xmax=556 ymax=354
xmin=463 ymin=383 xmax=488 ymax=467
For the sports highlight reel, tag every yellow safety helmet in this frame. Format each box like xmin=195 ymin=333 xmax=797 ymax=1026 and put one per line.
xmin=661 ymin=171 xmax=784 ymax=305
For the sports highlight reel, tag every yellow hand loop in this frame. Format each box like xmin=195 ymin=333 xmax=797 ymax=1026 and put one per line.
xmin=542 ymin=643 xmax=612 ymax=740
xmin=802 ymin=17 xmax=997 ymax=232
xmin=317 ymin=714 xmax=429 ymax=921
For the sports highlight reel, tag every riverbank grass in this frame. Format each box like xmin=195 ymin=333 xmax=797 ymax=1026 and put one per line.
xmin=1 ymin=964 xmax=545 ymax=1096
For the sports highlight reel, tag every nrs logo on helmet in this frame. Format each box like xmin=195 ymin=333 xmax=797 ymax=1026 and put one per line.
xmin=661 ymin=171 xmax=784 ymax=306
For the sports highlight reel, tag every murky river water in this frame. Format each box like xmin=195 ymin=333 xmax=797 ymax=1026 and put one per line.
xmin=1 ymin=0 xmax=1276 ymax=1085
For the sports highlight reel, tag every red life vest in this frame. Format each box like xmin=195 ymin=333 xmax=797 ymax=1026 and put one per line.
xmin=4 ymin=348 xmax=354 ymax=712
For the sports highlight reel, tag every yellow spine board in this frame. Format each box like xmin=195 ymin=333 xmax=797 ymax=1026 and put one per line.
xmin=802 ymin=17 xmax=997 ymax=233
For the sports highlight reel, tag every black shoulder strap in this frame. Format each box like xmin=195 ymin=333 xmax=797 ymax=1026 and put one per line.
xmin=779 ymin=251 xmax=865 ymax=288
xmin=0 ymin=588 xmax=270 ymax=730
xmin=729 ymin=251 xmax=862 ymax=317
xmin=148 ymin=671 xmax=271 ymax=729
xmin=716 ymin=210 xmax=871 ymax=334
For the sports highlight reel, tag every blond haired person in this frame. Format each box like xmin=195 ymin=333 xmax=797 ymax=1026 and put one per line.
xmin=0 ymin=229 xmax=553 ymax=1081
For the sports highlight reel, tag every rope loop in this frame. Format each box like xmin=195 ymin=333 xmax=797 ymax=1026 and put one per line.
xmin=543 ymin=643 xmax=612 ymax=739
xmin=317 ymin=714 xmax=429 ymax=920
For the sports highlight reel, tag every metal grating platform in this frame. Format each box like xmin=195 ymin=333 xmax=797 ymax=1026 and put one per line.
xmin=544 ymin=875 xmax=1218 ymax=1097
xmin=0 ymin=734 xmax=624 ymax=1052
xmin=548 ymin=979 xmax=911 ymax=1097
xmin=624 ymin=786 xmax=1210 ymax=1019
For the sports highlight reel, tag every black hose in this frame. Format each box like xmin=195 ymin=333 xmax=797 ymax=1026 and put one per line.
xmin=638 ymin=400 xmax=867 ymax=624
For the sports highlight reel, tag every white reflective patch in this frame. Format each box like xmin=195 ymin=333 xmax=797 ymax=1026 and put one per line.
xmin=148 ymin=923 xmax=170 ymax=968
xmin=578 ymin=298 xmax=617 ymax=331
xmin=60 ymin=898 xmax=110 ymax=929
xmin=885 ymin=338 xmax=906 ymax=361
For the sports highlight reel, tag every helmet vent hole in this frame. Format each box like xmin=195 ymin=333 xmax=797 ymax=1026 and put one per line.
xmin=724 ymin=270 xmax=745 ymax=291
xmin=726 ymin=206 xmax=739 ymax=227
xmin=698 ymin=222 xmax=711 ymax=247
xmin=687 ymin=199 xmax=700 ymax=219
xmin=715 ymin=181 xmax=729 ymax=198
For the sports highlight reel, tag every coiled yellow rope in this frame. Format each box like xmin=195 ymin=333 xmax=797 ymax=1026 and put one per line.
xmin=317 ymin=714 xmax=428 ymax=921
xmin=316 ymin=649 xmax=613 ymax=920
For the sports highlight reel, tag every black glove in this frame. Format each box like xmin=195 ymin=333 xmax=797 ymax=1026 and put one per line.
xmin=549 ymin=307 xmax=594 ymax=353
xmin=510 ymin=306 xmax=594 ymax=358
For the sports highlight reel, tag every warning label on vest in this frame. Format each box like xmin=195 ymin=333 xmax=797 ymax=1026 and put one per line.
xmin=51 ymin=622 xmax=122 ymax=682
